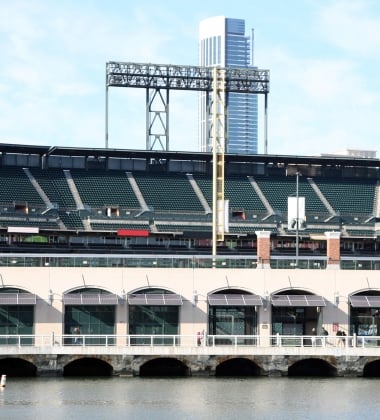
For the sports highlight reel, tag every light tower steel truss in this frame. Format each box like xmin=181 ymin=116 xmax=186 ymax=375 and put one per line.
xmin=105 ymin=62 xmax=269 ymax=151
xmin=105 ymin=61 xmax=270 ymax=254
xmin=211 ymin=67 xmax=226 ymax=252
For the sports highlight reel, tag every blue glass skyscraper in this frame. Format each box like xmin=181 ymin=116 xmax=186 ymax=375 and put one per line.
xmin=199 ymin=16 xmax=258 ymax=154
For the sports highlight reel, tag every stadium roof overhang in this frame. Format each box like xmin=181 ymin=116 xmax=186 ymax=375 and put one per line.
xmin=0 ymin=143 xmax=51 ymax=155
xmin=1 ymin=143 xmax=379 ymax=169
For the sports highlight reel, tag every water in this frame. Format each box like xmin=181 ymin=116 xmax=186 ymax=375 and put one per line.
xmin=0 ymin=377 xmax=379 ymax=419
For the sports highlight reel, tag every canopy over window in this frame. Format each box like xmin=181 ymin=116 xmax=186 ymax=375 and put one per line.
xmin=128 ymin=293 xmax=183 ymax=306
xmin=0 ymin=293 xmax=36 ymax=305
xmin=208 ymin=294 xmax=263 ymax=306
xmin=349 ymin=295 xmax=380 ymax=308
xmin=271 ymin=295 xmax=326 ymax=307
xmin=63 ymin=293 xmax=119 ymax=305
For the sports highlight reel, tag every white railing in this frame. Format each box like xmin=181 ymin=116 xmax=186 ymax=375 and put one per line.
xmin=0 ymin=333 xmax=379 ymax=349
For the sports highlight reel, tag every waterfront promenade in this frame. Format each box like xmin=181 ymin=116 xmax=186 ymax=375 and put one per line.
xmin=1 ymin=334 xmax=380 ymax=377
xmin=0 ymin=333 xmax=376 ymax=355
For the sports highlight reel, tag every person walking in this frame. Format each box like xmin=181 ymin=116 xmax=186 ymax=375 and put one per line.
xmin=311 ymin=328 xmax=317 ymax=347
xmin=73 ymin=326 xmax=81 ymax=345
xmin=197 ymin=331 xmax=202 ymax=346
xmin=321 ymin=326 xmax=329 ymax=346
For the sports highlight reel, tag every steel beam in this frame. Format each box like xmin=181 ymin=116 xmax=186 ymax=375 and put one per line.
xmin=106 ymin=62 xmax=269 ymax=94
xmin=105 ymin=61 xmax=270 ymax=255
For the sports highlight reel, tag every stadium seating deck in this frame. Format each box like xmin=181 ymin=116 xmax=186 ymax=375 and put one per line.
xmin=0 ymin=161 xmax=377 ymax=243
xmin=254 ymin=175 xmax=328 ymax=214
xmin=313 ymin=177 xmax=376 ymax=215
xmin=70 ymin=169 xmax=141 ymax=209
xmin=0 ymin=167 xmax=45 ymax=207
xmin=133 ymin=172 xmax=205 ymax=212
xmin=30 ymin=168 xmax=77 ymax=209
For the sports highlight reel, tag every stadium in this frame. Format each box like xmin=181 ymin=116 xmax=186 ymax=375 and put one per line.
xmin=1 ymin=60 xmax=380 ymax=377
xmin=0 ymin=141 xmax=380 ymax=358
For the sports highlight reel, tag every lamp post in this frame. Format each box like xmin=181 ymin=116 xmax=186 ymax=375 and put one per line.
xmin=295 ymin=171 xmax=300 ymax=267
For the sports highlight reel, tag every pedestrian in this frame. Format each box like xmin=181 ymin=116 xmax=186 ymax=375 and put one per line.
xmin=202 ymin=329 xmax=207 ymax=346
xmin=197 ymin=331 xmax=202 ymax=346
xmin=336 ymin=330 xmax=346 ymax=347
xmin=321 ymin=326 xmax=329 ymax=346
xmin=73 ymin=326 xmax=81 ymax=345
xmin=341 ymin=330 xmax=347 ymax=346
xmin=311 ymin=327 xmax=317 ymax=347
xmin=336 ymin=330 xmax=342 ymax=346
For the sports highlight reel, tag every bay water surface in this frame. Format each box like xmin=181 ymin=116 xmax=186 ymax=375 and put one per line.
xmin=0 ymin=376 xmax=378 ymax=419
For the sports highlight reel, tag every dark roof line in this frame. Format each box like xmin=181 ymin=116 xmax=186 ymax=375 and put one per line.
xmin=0 ymin=143 xmax=379 ymax=168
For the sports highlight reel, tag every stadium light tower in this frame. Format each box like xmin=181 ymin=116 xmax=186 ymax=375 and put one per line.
xmin=105 ymin=62 xmax=269 ymax=152
xmin=211 ymin=67 xmax=226 ymax=255
xmin=105 ymin=61 xmax=269 ymax=255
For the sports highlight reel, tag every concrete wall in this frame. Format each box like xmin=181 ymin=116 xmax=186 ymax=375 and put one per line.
xmin=3 ymin=352 xmax=375 ymax=377
xmin=2 ymin=266 xmax=380 ymax=337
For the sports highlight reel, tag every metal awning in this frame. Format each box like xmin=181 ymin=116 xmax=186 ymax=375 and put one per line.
xmin=63 ymin=293 xmax=119 ymax=305
xmin=208 ymin=294 xmax=263 ymax=306
xmin=349 ymin=295 xmax=380 ymax=308
xmin=0 ymin=293 xmax=37 ymax=305
xmin=128 ymin=293 xmax=183 ymax=306
xmin=271 ymin=295 xmax=326 ymax=307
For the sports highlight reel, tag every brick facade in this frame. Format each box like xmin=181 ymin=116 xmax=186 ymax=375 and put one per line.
xmin=325 ymin=231 xmax=341 ymax=267
xmin=256 ymin=231 xmax=271 ymax=268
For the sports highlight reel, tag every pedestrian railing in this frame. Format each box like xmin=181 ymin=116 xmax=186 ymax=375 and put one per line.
xmin=0 ymin=333 xmax=378 ymax=349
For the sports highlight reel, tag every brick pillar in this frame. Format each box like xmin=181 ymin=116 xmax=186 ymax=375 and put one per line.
xmin=255 ymin=231 xmax=271 ymax=269
xmin=325 ymin=231 xmax=341 ymax=269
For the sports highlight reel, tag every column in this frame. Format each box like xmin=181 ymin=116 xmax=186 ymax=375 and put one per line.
xmin=325 ymin=231 xmax=341 ymax=269
xmin=255 ymin=230 xmax=271 ymax=269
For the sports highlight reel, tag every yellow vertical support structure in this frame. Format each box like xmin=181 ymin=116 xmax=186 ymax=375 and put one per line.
xmin=212 ymin=67 xmax=226 ymax=257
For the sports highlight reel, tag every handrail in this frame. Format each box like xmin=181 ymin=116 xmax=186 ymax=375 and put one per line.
xmin=0 ymin=333 xmax=378 ymax=349
xmin=0 ymin=252 xmax=380 ymax=269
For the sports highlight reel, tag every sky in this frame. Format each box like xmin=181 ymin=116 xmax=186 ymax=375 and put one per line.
xmin=1 ymin=0 xmax=380 ymax=156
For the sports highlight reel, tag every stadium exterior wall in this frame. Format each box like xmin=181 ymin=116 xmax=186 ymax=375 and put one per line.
xmin=3 ymin=266 xmax=378 ymax=337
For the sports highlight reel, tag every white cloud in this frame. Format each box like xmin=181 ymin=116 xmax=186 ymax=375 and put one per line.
xmin=1 ymin=0 xmax=380 ymax=157
xmin=256 ymin=0 xmax=380 ymax=157
xmin=318 ymin=1 xmax=380 ymax=57
xmin=258 ymin=44 xmax=380 ymax=155
xmin=0 ymin=1 xmax=181 ymax=147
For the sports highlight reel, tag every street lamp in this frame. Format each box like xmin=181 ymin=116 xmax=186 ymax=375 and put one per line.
xmin=287 ymin=171 xmax=305 ymax=268
xmin=295 ymin=171 xmax=300 ymax=266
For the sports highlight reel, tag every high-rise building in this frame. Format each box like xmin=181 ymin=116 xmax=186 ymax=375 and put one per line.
xmin=199 ymin=16 xmax=258 ymax=154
